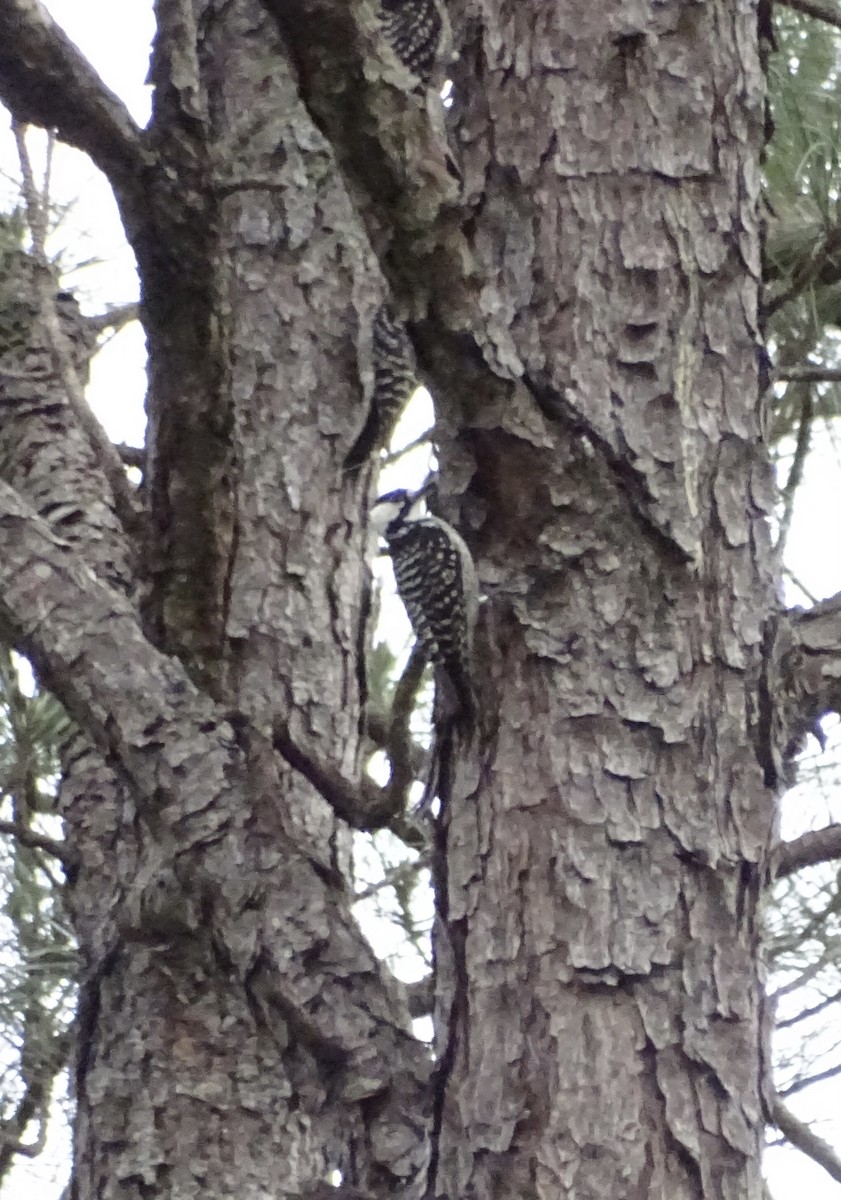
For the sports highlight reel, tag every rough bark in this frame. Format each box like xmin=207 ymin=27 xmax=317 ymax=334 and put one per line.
xmin=1 ymin=2 xmax=429 ymax=1195
xmin=770 ymin=593 xmax=841 ymax=750
xmin=0 ymin=476 xmax=429 ymax=1195
xmin=0 ymin=1 xmax=821 ymax=1199
xmin=425 ymin=4 xmax=776 ymax=1199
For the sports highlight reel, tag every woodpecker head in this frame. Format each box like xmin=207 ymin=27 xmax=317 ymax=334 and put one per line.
xmin=370 ymin=487 xmax=428 ymax=536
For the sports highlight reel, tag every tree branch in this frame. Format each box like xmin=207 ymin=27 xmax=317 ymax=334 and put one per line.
xmin=406 ymin=975 xmax=433 ymax=1020
xmin=354 ymin=857 xmax=429 ymax=903
xmin=384 ymin=644 xmax=430 ymax=811
xmin=86 ymin=302 xmax=140 ymax=337
xmin=779 ymin=0 xmax=841 ymax=32
xmin=272 ymin=719 xmax=427 ymax=851
xmin=790 ymin=589 xmax=841 ymax=654
xmin=114 ymin=443 xmax=145 ymax=471
xmin=775 ymin=985 xmax=841 ymax=1031
xmin=779 ymin=1060 xmax=841 ymax=1100
xmin=0 ymin=482 xmax=223 ymax=819
xmin=0 ymin=0 xmax=147 ymax=191
xmin=775 ymin=364 xmax=841 ymax=384
xmin=366 ymin=710 xmax=427 ymax=780
xmin=764 ymin=215 xmax=841 ymax=315
xmin=769 ymin=1091 xmax=841 ymax=1185
xmin=776 ymin=824 xmax=841 ymax=876
xmin=764 ymin=593 xmax=841 ymax=783
xmin=0 ymin=1131 xmax=45 ymax=1159
xmin=11 ymin=123 xmax=140 ymax=541
xmin=0 ymin=819 xmax=77 ymax=868
xmin=0 ymin=1022 xmax=70 ymax=1182
xmin=0 ymin=1106 xmax=46 ymax=1167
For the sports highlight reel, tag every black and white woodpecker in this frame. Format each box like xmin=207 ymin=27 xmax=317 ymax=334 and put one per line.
xmin=344 ymin=304 xmax=420 ymax=472
xmin=377 ymin=0 xmax=445 ymax=87
xmin=371 ymin=486 xmax=478 ymax=724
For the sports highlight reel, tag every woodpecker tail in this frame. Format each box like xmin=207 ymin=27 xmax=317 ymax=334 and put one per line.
xmin=343 ymin=407 xmax=381 ymax=473
xmin=416 ymin=686 xmax=473 ymax=814
xmin=439 ymin=658 xmax=477 ymax=728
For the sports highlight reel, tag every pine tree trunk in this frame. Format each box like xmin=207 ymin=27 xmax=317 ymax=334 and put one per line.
xmin=428 ymin=3 xmax=774 ymax=1197
xmin=0 ymin=1 xmax=777 ymax=1198
xmin=60 ymin=3 xmax=404 ymax=1195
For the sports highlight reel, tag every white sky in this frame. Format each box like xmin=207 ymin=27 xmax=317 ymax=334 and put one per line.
xmin=2 ymin=3 xmax=841 ymax=1197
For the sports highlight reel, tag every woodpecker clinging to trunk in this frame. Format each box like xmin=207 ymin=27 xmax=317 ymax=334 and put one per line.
xmin=371 ymin=486 xmax=478 ymax=724
xmin=345 ymin=304 xmax=420 ymax=473
xmin=377 ymin=0 xmax=445 ymax=88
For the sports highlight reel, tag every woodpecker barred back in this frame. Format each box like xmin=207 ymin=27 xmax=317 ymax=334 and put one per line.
xmin=344 ymin=304 xmax=419 ymax=472
xmin=372 ymin=487 xmax=478 ymax=723
xmin=378 ymin=0 xmax=444 ymax=87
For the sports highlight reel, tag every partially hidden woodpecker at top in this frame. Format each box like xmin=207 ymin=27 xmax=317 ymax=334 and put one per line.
xmin=377 ymin=0 xmax=445 ymax=87
xmin=371 ymin=486 xmax=478 ymax=725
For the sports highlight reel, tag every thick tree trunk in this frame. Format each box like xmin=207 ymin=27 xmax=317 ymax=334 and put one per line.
xmin=0 ymin=1 xmax=779 ymax=1198
xmin=428 ymin=3 xmax=775 ymax=1198
xmin=58 ymin=3 xmax=410 ymax=1196
xmin=2 ymin=2 xmax=427 ymax=1197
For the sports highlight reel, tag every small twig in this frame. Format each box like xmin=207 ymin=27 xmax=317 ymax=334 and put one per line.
xmin=354 ymin=856 xmax=428 ymax=902
xmin=778 ymin=1060 xmax=841 ymax=1099
xmin=783 ymin=568 xmax=820 ymax=606
xmin=769 ymin=1090 xmax=841 ymax=1184
xmin=775 ymin=985 xmax=841 ymax=1031
xmin=769 ymin=957 xmax=828 ymax=1004
xmin=36 ymin=129 xmax=53 ymax=250
xmin=380 ymin=430 xmax=433 ymax=466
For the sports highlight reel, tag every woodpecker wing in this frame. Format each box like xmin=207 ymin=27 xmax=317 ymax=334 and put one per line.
xmin=372 ymin=306 xmax=417 ymax=424
xmin=378 ymin=0 xmax=443 ymax=86
xmin=387 ymin=518 xmax=468 ymax=669
xmin=344 ymin=307 xmax=418 ymax=471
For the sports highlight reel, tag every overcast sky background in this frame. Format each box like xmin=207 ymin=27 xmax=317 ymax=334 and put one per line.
xmin=2 ymin=2 xmax=841 ymax=1196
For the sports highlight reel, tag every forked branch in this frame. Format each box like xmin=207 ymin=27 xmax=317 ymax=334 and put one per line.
xmin=0 ymin=0 xmax=146 ymax=194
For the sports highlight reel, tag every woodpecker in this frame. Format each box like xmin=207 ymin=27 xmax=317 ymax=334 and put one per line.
xmin=378 ymin=0 xmax=444 ymax=87
xmin=372 ymin=486 xmax=478 ymax=723
xmin=344 ymin=304 xmax=419 ymax=472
